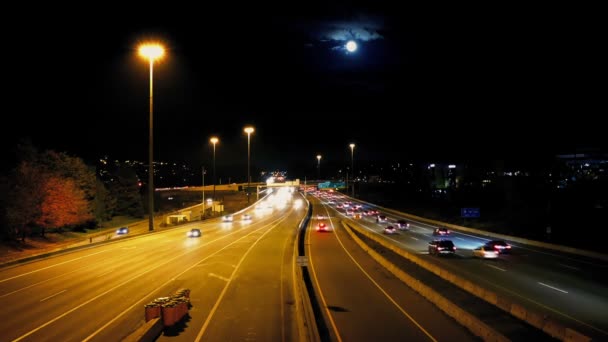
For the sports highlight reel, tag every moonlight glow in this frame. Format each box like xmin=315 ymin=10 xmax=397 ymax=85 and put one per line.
xmin=346 ymin=40 xmax=357 ymax=52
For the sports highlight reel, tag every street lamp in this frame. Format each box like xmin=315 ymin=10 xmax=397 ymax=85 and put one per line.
xmin=138 ymin=42 xmax=165 ymax=231
xmin=350 ymin=143 xmax=355 ymax=197
xmin=244 ymin=126 xmax=255 ymax=203
xmin=316 ymin=155 xmax=322 ymax=179
xmin=210 ymin=137 xmax=219 ymax=200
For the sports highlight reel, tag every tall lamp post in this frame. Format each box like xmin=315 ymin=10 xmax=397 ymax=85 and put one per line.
xmin=350 ymin=143 xmax=355 ymax=197
xmin=317 ymin=155 xmax=322 ymax=180
xmin=138 ymin=42 xmax=165 ymax=232
xmin=244 ymin=126 xmax=255 ymax=203
xmin=210 ymin=137 xmax=219 ymax=200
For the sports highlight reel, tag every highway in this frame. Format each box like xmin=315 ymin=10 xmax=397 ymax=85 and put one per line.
xmin=0 ymin=189 xmax=305 ymax=341
xmin=313 ymin=191 xmax=608 ymax=341
xmin=306 ymin=198 xmax=477 ymax=341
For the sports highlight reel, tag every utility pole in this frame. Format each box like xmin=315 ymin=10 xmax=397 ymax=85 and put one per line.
xmin=202 ymin=166 xmax=205 ymax=218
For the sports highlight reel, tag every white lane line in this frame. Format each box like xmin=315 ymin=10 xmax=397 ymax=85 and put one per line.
xmin=485 ymin=264 xmax=507 ymax=272
xmin=0 ymin=249 xmax=111 ymax=284
xmin=96 ymin=269 xmax=115 ymax=278
xmin=120 ymin=246 xmax=136 ymax=250
xmin=558 ymin=263 xmax=580 ymax=271
xmin=40 ymin=290 xmax=67 ymax=302
xmin=410 ymin=237 xmax=419 ymax=241
xmin=81 ymin=214 xmax=290 ymax=342
xmin=454 ymin=237 xmax=465 ymax=241
xmin=208 ymin=273 xmax=230 ymax=282
xmin=327 ymin=211 xmax=438 ymax=342
xmin=538 ymin=282 xmax=568 ymax=294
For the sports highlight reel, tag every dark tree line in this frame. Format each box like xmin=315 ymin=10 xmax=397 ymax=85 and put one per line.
xmin=1 ymin=143 xmax=144 ymax=242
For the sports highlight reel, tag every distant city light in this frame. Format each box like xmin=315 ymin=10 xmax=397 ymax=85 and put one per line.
xmin=346 ymin=40 xmax=357 ymax=52
xmin=449 ymin=164 xmax=456 ymax=169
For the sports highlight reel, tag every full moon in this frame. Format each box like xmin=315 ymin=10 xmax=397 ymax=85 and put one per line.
xmin=346 ymin=40 xmax=357 ymax=52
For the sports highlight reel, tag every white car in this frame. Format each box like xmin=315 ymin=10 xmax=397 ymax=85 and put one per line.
xmin=473 ymin=246 xmax=498 ymax=259
xmin=187 ymin=228 xmax=202 ymax=237
xmin=242 ymin=214 xmax=252 ymax=221
xmin=383 ymin=226 xmax=398 ymax=235
xmin=222 ymin=215 xmax=234 ymax=222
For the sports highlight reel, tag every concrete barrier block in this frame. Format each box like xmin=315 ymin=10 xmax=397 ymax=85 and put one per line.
xmin=481 ymin=290 xmax=498 ymax=306
xmin=543 ymin=317 xmax=566 ymax=341
xmin=525 ymin=310 xmax=545 ymax=330
xmin=496 ymin=296 xmax=512 ymax=313
xmin=470 ymin=283 xmax=486 ymax=300
xmin=510 ymin=303 xmax=527 ymax=321
xmin=463 ymin=280 xmax=476 ymax=295
xmin=565 ymin=328 xmax=592 ymax=342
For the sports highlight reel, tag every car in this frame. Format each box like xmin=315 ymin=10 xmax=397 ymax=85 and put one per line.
xmin=376 ymin=215 xmax=388 ymax=223
xmin=242 ymin=214 xmax=252 ymax=221
xmin=428 ymin=240 xmax=456 ymax=256
xmin=433 ymin=227 xmax=450 ymax=236
xmin=396 ymin=219 xmax=410 ymax=230
xmin=116 ymin=227 xmax=129 ymax=235
xmin=316 ymin=222 xmax=330 ymax=232
xmin=473 ymin=246 xmax=499 ymax=259
xmin=383 ymin=226 xmax=398 ymax=234
xmin=222 ymin=215 xmax=234 ymax=222
xmin=485 ymin=240 xmax=512 ymax=253
xmin=187 ymin=228 xmax=202 ymax=237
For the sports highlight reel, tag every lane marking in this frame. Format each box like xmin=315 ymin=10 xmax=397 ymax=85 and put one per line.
xmin=17 ymin=214 xmax=289 ymax=342
xmin=81 ymin=213 xmax=291 ymax=342
xmin=558 ymin=263 xmax=580 ymax=271
xmin=538 ymin=282 xmax=568 ymax=294
xmin=410 ymin=237 xmax=419 ymax=241
xmin=323 ymin=206 xmax=437 ymax=342
xmin=40 ymin=290 xmax=67 ymax=302
xmin=96 ymin=269 xmax=115 ymax=278
xmin=195 ymin=213 xmax=290 ymax=341
xmin=1 ymin=249 xmax=111 ymax=284
xmin=208 ymin=273 xmax=230 ymax=282
xmin=485 ymin=264 xmax=507 ymax=272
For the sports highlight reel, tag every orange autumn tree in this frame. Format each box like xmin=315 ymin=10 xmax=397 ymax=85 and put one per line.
xmin=36 ymin=176 xmax=93 ymax=233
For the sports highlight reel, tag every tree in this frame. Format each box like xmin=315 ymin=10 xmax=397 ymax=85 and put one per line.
xmin=36 ymin=177 xmax=93 ymax=234
xmin=37 ymin=151 xmax=97 ymax=224
xmin=4 ymin=161 xmax=46 ymax=241
xmin=109 ymin=166 xmax=144 ymax=218
xmin=95 ymin=178 xmax=116 ymax=222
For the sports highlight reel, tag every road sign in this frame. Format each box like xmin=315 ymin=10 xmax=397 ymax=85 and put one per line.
xmin=461 ymin=208 xmax=480 ymax=218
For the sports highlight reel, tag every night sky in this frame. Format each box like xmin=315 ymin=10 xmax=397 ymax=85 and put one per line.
xmin=3 ymin=5 xmax=604 ymax=173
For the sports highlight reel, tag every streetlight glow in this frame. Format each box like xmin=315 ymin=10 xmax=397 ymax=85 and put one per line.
xmin=138 ymin=41 xmax=166 ymax=232
xmin=317 ymin=155 xmax=322 ymax=179
xmin=244 ymin=126 xmax=255 ymax=203
xmin=210 ymin=137 xmax=219 ymax=200
xmin=138 ymin=43 xmax=165 ymax=61
xmin=349 ymin=143 xmax=355 ymax=197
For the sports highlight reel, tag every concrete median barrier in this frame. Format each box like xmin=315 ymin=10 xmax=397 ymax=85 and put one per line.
xmin=342 ymin=220 xmax=592 ymax=342
xmin=352 ymin=197 xmax=608 ymax=262
xmin=341 ymin=221 xmax=510 ymax=342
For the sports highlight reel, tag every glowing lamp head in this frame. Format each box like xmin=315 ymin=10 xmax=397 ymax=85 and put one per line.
xmin=346 ymin=40 xmax=357 ymax=52
xmin=244 ymin=126 xmax=255 ymax=135
xmin=350 ymin=143 xmax=355 ymax=150
xmin=317 ymin=155 xmax=322 ymax=161
xmin=138 ymin=43 xmax=165 ymax=61
xmin=210 ymin=137 xmax=219 ymax=145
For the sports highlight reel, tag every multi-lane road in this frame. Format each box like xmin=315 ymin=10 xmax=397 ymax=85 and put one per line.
xmin=313 ymin=191 xmax=608 ymax=341
xmin=305 ymin=198 xmax=476 ymax=341
xmin=0 ymin=189 xmax=305 ymax=341
xmin=0 ymin=188 xmax=478 ymax=341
